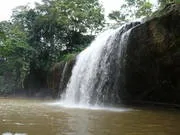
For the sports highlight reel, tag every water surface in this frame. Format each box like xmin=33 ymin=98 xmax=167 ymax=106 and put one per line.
xmin=0 ymin=98 xmax=180 ymax=135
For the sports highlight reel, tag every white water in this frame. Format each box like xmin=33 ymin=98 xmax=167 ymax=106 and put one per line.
xmin=60 ymin=23 xmax=139 ymax=107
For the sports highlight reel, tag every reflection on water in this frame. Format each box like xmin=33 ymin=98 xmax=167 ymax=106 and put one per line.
xmin=0 ymin=98 xmax=180 ymax=135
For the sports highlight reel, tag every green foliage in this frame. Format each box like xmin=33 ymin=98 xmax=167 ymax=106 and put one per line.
xmin=11 ymin=0 xmax=104 ymax=71
xmin=0 ymin=0 xmax=105 ymax=94
xmin=0 ymin=75 xmax=15 ymax=95
xmin=60 ymin=53 xmax=77 ymax=62
xmin=37 ymin=0 xmax=105 ymax=33
xmin=157 ymin=0 xmax=179 ymax=8
xmin=108 ymin=0 xmax=180 ymax=24
xmin=108 ymin=11 xmax=126 ymax=24
xmin=108 ymin=0 xmax=153 ymax=24
xmin=0 ymin=21 xmax=32 ymax=90
xmin=158 ymin=0 xmax=180 ymax=9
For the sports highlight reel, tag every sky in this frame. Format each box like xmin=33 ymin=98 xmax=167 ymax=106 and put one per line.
xmin=0 ymin=0 xmax=41 ymax=21
xmin=0 ymin=0 xmax=158 ymax=21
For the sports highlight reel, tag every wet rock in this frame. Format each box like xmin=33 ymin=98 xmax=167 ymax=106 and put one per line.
xmin=120 ymin=4 xmax=180 ymax=104
xmin=48 ymin=57 xmax=76 ymax=98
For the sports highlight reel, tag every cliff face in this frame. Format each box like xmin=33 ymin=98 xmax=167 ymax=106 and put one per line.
xmin=120 ymin=4 xmax=180 ymax=104
xmin=48 ymin=58 xmax=76 ymax=98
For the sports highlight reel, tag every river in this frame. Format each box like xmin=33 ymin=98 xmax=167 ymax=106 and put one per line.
xmin=0 ymin=98 xmax=180 ymax=135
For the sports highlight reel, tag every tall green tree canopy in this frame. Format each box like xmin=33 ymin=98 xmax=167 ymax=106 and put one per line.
xmin=108 ymin=0 xmax=153 ymax=24
xmin=11 ymin=0 xmax=105 ymax=71
xmin=0 ymin=0 xmax=105 ymax=93
xmin=108 ymin=0 xmax=179 ymax=24
xmin=0 ymin=20 xmax=32 ymax=90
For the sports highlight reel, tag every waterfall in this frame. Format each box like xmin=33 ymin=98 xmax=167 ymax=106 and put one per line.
xmin=60 ymin=22 xmax=140 ymax=107
xmin=58 ymin=62 xmax=68 ymax=97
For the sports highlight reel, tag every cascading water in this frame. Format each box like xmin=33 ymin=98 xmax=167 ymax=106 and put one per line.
xmin=60 ymin=22 xmax=140 ymax=107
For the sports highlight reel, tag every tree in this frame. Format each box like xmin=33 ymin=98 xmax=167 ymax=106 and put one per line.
xmin=158 ymin=0 xmax=179 ymax=8
xmin=11 ymin=0 xmax=105 ymax=70
xmin=108 ymin=0 xmax=153 ymax=24
xmin=8 ymin=0 xmax=105 ymax=93
xmin=0 ymin=21 xmax=32 ymax=93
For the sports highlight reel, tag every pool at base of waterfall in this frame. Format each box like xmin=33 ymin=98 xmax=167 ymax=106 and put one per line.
xmin=0 ymin=98 xmax=180 ymax=135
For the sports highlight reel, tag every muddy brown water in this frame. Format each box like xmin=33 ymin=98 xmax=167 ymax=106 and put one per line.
xmin=0 ymin=98 xmax=180 ymax=135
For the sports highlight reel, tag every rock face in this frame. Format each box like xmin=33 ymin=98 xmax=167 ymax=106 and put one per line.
xmin=120 ymin=4 xmax=180 ymax=104
xmin=48 ymin=58 xmax=76 ymax=98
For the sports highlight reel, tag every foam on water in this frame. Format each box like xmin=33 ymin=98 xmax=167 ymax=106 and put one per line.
xmin=47 ymin=101 xmax=132 ymax=112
